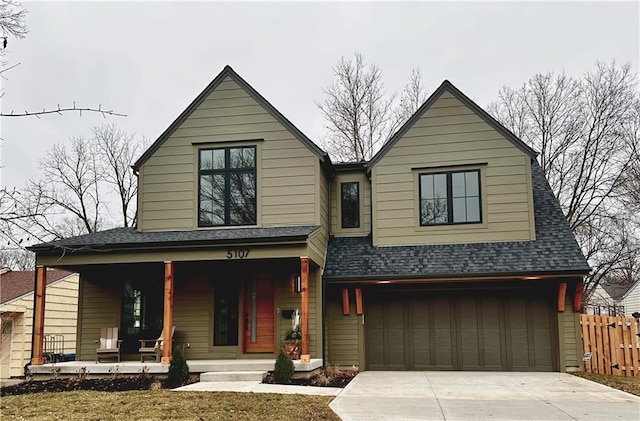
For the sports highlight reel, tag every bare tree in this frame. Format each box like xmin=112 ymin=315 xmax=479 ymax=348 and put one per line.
xmin=0 ymin=248 xmax=33 ymax=270
xmin=0 ymin=0 xmax=27 ymax=55
xmin=316 ymin=53 xmax=398 ymax=161
xmin=0 ymin=125 xmax=145 ymax=268
xmin=488 ymin=61 xmax=640 ymax=304
xmin=395 ymin=67 xmax=429 ymax=126
xmin=92 ymin=124 xmax=144 ymax=227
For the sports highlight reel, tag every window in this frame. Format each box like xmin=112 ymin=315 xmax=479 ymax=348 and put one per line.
xmin=419 ymin=169 xmax=481 ymax=225
xmin=121 ymin=278 xmax=163 ymax=353
xmin=199 ymin=146 xmax=257 ymax=227
xmin=341 ymin=182 xmax=360 ymax=228
xmin=214 ymin=279 xmax=239 ymax=346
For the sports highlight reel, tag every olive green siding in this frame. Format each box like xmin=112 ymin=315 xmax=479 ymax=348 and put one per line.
xmin=0 ymin=274 xmax=79 ymax=378
xmin=138 ymin=76 xmax=319 ymax=232
xmin=325 ymin=288 xmax=362 ymax=367
xmin=308 ymin=168 xmax=329 ymax=265
xmin=558 ymin=285 xmax=582 ymax=371
xmin=76 ymin=275 xmax=121 ymax=361
xmin=372 ymin=90 xmax=535 ymax=247
xmin=331 ymin=172 xmax=372 ymax=236
xmin=75 ymin=265 xmax=323 ymax=361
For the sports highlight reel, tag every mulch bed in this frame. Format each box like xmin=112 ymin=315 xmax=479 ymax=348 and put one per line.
xmin=0 ymin=375 xmax=199 ymax=397
xmin=263 ymin=369 xmax=357 ymax=388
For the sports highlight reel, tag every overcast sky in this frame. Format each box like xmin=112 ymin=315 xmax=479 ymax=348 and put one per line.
xmin=1 ymin=1 xmax=638 ymax=191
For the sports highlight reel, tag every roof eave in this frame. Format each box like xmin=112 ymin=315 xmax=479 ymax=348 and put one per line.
xmin=324 ymin=268 xmax=591 ymax=282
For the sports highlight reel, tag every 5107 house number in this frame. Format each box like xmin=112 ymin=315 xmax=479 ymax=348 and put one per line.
xmin=227 ymin=248 xmax=250 ymax=259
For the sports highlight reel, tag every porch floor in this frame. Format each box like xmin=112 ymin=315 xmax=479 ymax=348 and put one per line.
xmin=29 ymin=359 xmax=324 ymax=378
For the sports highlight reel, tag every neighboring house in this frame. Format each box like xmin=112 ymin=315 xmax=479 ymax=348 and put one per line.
xmin=586 ymin=280 xmax=640 ymax=317
xmin=0 ymin=269 xmax=79 ymax=378
xmin=27 ymin=66 xmax=590 ymax=373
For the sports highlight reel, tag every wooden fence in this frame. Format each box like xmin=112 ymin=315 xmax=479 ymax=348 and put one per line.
xmin=580 ymin=314 xmax=640 ymax=377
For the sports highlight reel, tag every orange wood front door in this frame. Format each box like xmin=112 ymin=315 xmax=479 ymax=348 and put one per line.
xmin=243 ymin=276 xmax=275 ymax=353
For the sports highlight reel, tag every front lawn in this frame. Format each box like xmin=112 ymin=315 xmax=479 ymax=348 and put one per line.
xmin=571 ymin=372 xmax=640 ymax=396
xmin=0 ymin=390 xmax=339 ymax=421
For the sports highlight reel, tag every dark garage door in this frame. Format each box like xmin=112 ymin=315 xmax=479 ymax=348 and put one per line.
xmin=365 ymin=287 xmax=556 ymax=371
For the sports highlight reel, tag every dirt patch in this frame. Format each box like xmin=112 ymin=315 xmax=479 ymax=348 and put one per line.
xmin=0 ymin=374 xmax=199 ymax=397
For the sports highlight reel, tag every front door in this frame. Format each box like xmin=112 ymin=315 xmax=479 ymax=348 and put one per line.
xmin=243 ymin=275 xmax=275 ymax=353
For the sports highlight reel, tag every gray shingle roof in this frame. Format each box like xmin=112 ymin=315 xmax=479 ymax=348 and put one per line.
xmin=600 ymin=281 xmax=636 ymax=301
xmin=324 ymin=161 xmax=590 ymax=280
xmin=29 ymin=225 xmax=319 ymax=253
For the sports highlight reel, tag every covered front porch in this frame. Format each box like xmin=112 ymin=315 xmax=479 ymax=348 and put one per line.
xmin=28 ymin=226 xmax=326 ymax=372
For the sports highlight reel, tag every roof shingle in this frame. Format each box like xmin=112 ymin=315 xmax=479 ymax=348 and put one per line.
xmin=1 ymin=270 xmax=74 ymax=304
xmin=28 ymin=225 xmax=319 ymax=253
xmin=324 ymin=161 xmax=590 ymax=279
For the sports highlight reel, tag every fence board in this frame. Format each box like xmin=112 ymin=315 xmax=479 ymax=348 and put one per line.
xmin=580 ymin=314 xmax=640 ymax=377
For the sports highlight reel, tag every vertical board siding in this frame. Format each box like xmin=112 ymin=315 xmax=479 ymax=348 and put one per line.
xmin=580 ymin=314 xmax=640 ymax=377
xmin=372 ymin=90 xmax=534 ymax=246
xmin=77 ymin=276 xmax=121 ymax=361
xmin=1 ymin=275 xmax=79 ymax=377
xmin=139 ymin=76 xmax=319 ymax=231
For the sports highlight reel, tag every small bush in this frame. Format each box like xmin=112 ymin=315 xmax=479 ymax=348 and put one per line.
xmin=167 ymin=347 xmax=190 ymax=386
xmin=273 ymin=350 xmax=295 ymax=384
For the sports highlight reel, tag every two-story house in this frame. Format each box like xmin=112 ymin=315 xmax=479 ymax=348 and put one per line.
xmin=28 ymin=66 xmax=590 ymax=374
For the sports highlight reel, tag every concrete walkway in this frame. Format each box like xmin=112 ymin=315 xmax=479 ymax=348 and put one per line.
xmin=173 ymin=380 xmax=341 ymax=396
xmin=330 ymin=371 xmax=640 ymax=421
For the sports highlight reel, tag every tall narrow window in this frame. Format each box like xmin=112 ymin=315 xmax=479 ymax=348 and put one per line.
xmin=214 ymin=279 xmax=239 ymax=346
xmin=420 ymin=170 xmax=481 ymax=225
xmin=341 ymin=182 xmax=360 ymax=228
xmin=199 ymin=146 xmax=257 ymax=227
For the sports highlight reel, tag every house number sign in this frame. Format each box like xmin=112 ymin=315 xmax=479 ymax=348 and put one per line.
xmin=227 ymin=248 xmax=250 ymax=259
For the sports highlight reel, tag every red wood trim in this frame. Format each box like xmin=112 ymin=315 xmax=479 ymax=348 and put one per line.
xmin=300 ymin=257 xmax=310 ymax=357
xmin=574 ymin=281 xmax=584 ymax=312
xmin=558 ymin=282 xmax=567 ymax=312
xmin=355 ymin=288 xmax=363 ymax=315
xmin=31 ymin=265 xmax=47 ymax=365
xmin=342 ymin=288 xmax=350 ymax=315
xmin=161 ymin=261 xmax=174 ymax=364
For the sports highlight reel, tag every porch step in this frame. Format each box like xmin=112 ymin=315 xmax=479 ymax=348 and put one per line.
xmin=200 ymin=371 xmax=267 ymax=382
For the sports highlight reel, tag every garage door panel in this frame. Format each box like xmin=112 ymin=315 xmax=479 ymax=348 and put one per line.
xmin=411 ymin=299 xmax=432 ymax=369
xmin=365 ymin=288 xmax=555 ymax=372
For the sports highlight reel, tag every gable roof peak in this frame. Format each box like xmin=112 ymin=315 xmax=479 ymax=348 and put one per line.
xmin=133 ymin=65 xmax=329 ymax=171
xmin=367 ymin=79 xmax=538 ymax=169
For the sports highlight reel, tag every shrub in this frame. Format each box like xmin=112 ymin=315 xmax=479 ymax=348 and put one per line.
xmin=167 ymin=346 xmax=190 ymax=386
xmin=273 ymin=350 xmax=295 ymax=384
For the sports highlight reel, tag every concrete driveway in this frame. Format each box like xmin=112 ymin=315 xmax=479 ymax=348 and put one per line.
xmin=330 ymin=371 xmax=640 ymax=420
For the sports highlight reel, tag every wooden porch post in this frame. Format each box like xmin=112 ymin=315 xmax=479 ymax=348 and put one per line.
xmin=161 ymin=261 xmax=174 ymax=365
xmin=300 ymin=256 xmax=310 ymax=360
xmin=31 ymin=265 xmax=47 ymax=365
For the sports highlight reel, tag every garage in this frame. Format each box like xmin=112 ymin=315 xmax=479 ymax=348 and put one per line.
xmin=365 ymin=286 xmax=557 ymax=371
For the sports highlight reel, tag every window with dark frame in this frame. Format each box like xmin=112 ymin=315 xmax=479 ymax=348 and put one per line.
xmin=419 ymin=169 xmax=481 ymax=226
xmin=213 ymin=279 xmax=239 ymax=346
xmin=341 ymin=181 xmax=360 ymax=228
xmin=198 ymin=146 xmax=256 ymax=227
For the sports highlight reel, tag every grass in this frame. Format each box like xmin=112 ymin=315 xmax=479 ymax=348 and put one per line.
xmin=0 ymin=390 xmax=339 ymax=421
xmin=572 ymin=372 xmax=640 ymax=396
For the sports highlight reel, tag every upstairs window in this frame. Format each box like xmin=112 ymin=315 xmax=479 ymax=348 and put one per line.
xmin=199 ymin=146 xmax=256 ymax=227
xmin=419 ymin=170 xmax=481 ymax=226
xmin=341 ymin=181 xmax=360 ymax=228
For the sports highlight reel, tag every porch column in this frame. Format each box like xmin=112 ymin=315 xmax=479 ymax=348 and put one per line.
xmin=300 ymin=256 xmax=310 ymax=359
xmin=31 ymin=265 xmax=47 ymax=365
xmin=161 ymin=261 xmax=174 ymax=365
